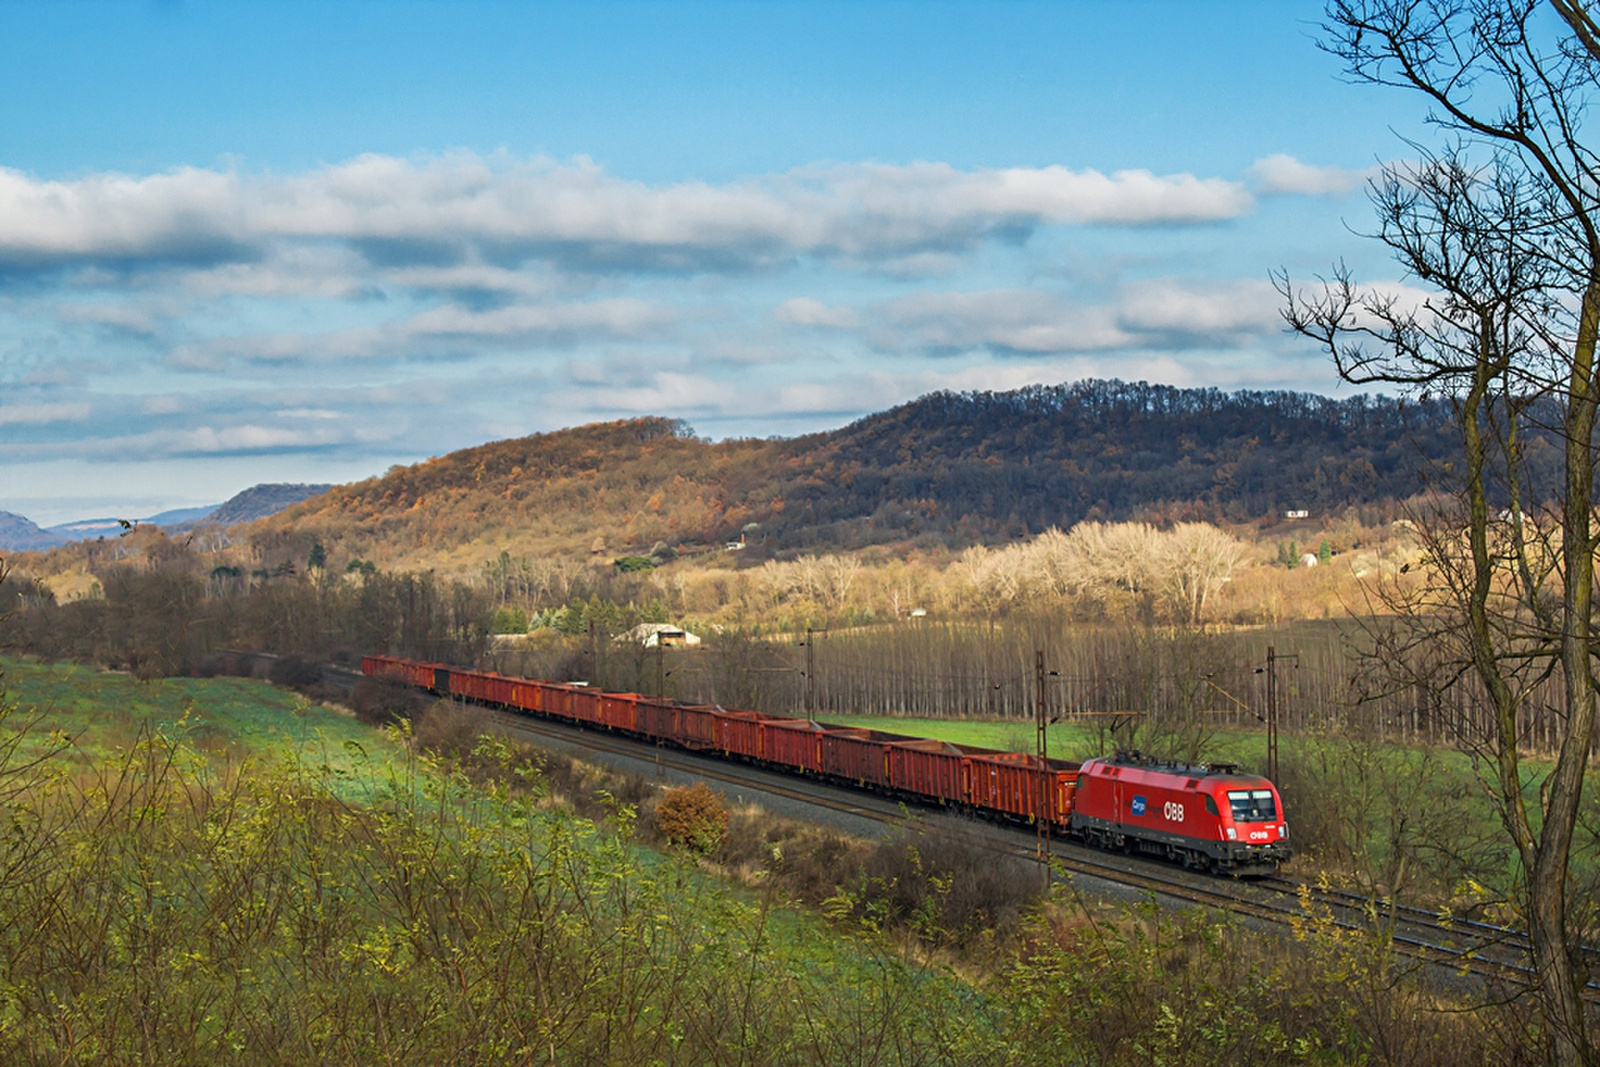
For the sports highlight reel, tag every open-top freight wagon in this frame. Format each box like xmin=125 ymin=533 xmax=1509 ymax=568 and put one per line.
xmin=362 ymin=654 xmax=1291 ymax=873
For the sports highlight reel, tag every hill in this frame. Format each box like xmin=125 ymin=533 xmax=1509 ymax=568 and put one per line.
xmin=252 ymin=379 xmax=1457 ymax=572
xmin=0 ymin=512 xmax=66 ymax=552
xmin=187 ymin=483 xmax=332 ymax=529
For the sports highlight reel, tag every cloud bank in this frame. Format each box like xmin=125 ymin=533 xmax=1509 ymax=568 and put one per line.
xmin=0 ymin=154 xmax=1254 ymax=274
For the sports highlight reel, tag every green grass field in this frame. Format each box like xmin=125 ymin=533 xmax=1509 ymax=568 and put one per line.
xmin=0 ymin=657 xmax=410 ymax=799
xmin=0 ymin=655 xmax=1013 ymax=1060
xmin=812 ymin=710 xmax=1272 ymax=769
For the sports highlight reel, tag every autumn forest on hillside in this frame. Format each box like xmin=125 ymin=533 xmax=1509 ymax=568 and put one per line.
xmin=0 ymin=378 xmax=1461 ymax=753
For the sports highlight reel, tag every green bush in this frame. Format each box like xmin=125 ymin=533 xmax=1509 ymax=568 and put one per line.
xmin=489 ymin=606 xmax=528 ymax=633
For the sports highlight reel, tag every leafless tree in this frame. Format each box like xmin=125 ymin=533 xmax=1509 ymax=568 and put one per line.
xmin=1156 ymin=523 xmax=1245 ymax=627
xmin=1280 ymin=3 xmax=1600 ymax=1058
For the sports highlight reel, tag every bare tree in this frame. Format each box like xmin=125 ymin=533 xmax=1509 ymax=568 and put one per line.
xmin=1280 ymin=3 xmax=1600 ymax=1059
xmin=1156 ymin=523 xmax=1244 ymax=627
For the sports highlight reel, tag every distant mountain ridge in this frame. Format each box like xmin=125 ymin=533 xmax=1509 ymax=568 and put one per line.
xmin=0 ymin=512 xmax=66 ymax=552
xmin=259 ymin=379 xmax=1460 ymax=571
xmin=0 ymin=483 xmax=334 ymax=553
xmin=198 ymin=484 xmax=332 ymax=528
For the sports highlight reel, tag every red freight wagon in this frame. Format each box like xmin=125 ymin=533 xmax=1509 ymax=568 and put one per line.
xmin=599 ymin=692 xmax=640 ymax=733
xmin=536 ymin=683 xmax=572 ymax=721
xmin=819 ymin=728 xmax=905 ymax=786
xmin=965 ymin=751 xmax=1079 ymax=825
xmin=634 ymin=696 xmax=678 ymax=741
xmin=486 ymin=672 xmax=518 ymax=706
xmin=532 ymin=681 xmax=573 ymax=718
xmin=673 ymin=705 xmax=720 ymax=749
xmin=886 ymin=738 xmax=965 ymax=804
xmin=451 ymin=669 xmax=514 ymax=706
xmin=669 ymin=705 xmax=715 ymax=748
xmin=507 ymin=680 xmax=541 ymax=713
xmin=763 ymin=718 xmax=825 ymax=772
xmin=1070 ymin=756 xmax=1291 ymax=871
xmin=447 ymin=669 xmax=489 ymax=702
xmin=715 ymin=710 xmax=764 ymax=759
xmin=566 ymin=685 xmax=602 ymax=725
xmin=414 ymin=661 xmax=449 ymax=691
xmin=541 ymin=683 xmax=595 ymax=724
xmin=360 ymin=655 xmax=394 ymax=679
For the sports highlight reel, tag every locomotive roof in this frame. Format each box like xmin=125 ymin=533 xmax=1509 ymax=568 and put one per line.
xmin=1090 ymin=751 xmax=1272 ymax=784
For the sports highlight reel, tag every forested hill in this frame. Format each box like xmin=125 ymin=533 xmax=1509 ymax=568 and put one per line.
xmin=257 ymin=379 xmax=1457 ymax=569
xmin=783 ymin=380 xmax=1459 ymax=543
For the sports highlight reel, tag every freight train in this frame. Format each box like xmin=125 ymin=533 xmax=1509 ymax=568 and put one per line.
xmin=362 ymin=655 xmax=1292 ymax=874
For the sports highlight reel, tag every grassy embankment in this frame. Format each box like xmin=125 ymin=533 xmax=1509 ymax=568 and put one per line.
xmin=0 ymin=657 xmax=1005 ymax=1062
xmin=0 ymin=658 xmax=1542 ymax=1062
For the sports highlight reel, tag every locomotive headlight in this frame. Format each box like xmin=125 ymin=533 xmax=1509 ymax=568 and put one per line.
xmin=1225 ymin=827 xmax=1237 ymax=841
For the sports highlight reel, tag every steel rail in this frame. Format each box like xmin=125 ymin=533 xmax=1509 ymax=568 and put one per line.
xmin=290 ymin=653 xmax=1578 ymax=997
xmin=472 ymin=702 xmax=1576 ymax=995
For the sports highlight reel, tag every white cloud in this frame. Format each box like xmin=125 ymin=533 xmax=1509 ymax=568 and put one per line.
xmin=165 ymin=294 xmax=677 ymax=370
xmin=855 ymin=279 xmax=1283 ymax=357
xmin=141 ymin=395 xmax=185 ymax=415
xmin=1115 ymin=278 xmax=1281 ymax=338
xmin=55 ymin=303 xmax=159 ymax=335
xmin=881 ymin=289 xmax=1133 ymax=353
xmin=0 ymin=154 xmax=1255 ymax=274
xmin=1247 ymin=154 xmax=1373 ymax=197
xmin=0 ymin=402 xmax=90 ymax=425
xmin=405 ymin=298 xmax=673 ymax=340
xmin=774 ymin=297 xmax=860 ymax=328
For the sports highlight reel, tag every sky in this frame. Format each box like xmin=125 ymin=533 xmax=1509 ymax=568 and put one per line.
xmin=0 ymin=0 xmax=1435 ymax=525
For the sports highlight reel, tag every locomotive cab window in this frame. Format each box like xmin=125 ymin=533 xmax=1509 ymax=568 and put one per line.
xmin=1226 ymin=789 xmax=1277 ymax=822
xmin=1204 ymin=795 xmax=1218 ymax=816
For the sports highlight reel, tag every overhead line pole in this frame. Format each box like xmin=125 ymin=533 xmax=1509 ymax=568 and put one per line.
xmin=1036 ymin=649 xmax=1051 ymax=884
xmin=1264 ymin=645 xmax=1298 ymax=782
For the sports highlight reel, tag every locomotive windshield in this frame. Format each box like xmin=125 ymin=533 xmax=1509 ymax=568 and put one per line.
xmin=1226 ymin=789 xmax=1278 ymax=822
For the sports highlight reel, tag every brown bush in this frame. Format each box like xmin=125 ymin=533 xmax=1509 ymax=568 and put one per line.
xmin=349 ymin=675 xmax=426 ymax=727
xmin=715 ymin=812 xmax=868 ymax=904
xmin=410 ymin=702 xmax=493 ymax=758
xmin=266 ymin=654 xmax=324 ymax=690
xmin=654 ymin=783 xmax=729 ymax=852
xmin=857 ymin=829 xmax=1042 ymax=941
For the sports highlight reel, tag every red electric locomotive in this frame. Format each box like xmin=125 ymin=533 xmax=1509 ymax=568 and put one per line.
xmin=1069 ymin=753 xmax=1291 ymax=873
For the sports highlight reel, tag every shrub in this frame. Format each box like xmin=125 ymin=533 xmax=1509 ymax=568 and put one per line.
xmin=654 ymin=782 xmax=729 ymax=852
xmin=266 ymin=654 xmax=324 ymax=691
xmin=349 ymin=675 xmax=425 ymax=726
xmin=410 ymin=701 xmax=493 ymax=757
xmin=856 ymin=829 xmax=1042 ymax=942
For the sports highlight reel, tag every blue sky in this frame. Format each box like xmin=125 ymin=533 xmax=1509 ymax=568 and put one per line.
xmin=0 ymin=1 xmax=1429 ymax=524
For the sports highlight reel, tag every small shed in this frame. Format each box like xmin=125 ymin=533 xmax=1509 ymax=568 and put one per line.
xmin=622 ymin=622 xmax=702 ymax=648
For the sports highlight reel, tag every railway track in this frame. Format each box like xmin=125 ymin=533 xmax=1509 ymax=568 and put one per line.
xmin=473 ymin=703 xmax=1585 ymax=996
xmin=271 ymin=653 xmax=1578 ymax=997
